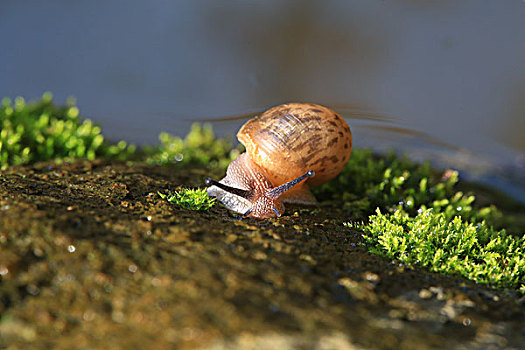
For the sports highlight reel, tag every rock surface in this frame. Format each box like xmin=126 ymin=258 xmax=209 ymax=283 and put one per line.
xmin=0 ymin=160 xmax=524 ymax=349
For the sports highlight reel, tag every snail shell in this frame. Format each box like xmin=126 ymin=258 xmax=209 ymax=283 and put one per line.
xmin=207 ymin=102 xmax=352 ymax=219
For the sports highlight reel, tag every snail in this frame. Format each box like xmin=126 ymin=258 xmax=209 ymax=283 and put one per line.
xmin=206 ymin=102 xmax=353 ymax=219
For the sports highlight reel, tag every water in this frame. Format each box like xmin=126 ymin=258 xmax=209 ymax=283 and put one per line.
xmin=1 ymin=1 xmax=524 ymax=202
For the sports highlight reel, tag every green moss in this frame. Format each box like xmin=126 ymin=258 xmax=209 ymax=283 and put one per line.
xmin=313 ymin=149 xmax=501 ymax=227
xmin=2 ymin=94 xmax=524 ymax=294
xmin=309 ymin=141 xmax=525 ymax=293
xmin=349 ymin=208 xmax=525 ymax=293
xmin=316 ymin=147 xmax=524 ymax=292
xmin=144 ymin=123 xmax=242 ymax=171
xmin=0 ymin=93 xmax=135 ymax=169
xmin=159 ymin=188 xmax=215 ymax=211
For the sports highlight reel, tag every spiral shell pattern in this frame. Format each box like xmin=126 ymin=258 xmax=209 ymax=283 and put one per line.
xmin=237 ymin=103 xmax=352 ymax=188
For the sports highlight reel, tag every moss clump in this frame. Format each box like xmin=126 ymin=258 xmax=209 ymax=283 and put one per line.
xmin=159 ymin=188 xmax=216 ymax=211
xmin=145 ymin=123 xmax=242 ymax=171
xmin=312 ymin=145 xmax=525 ymax=293
xmin=350 ymin=209 xmax=525 ymax=293
xmin=0 ymin=93 xmax=135 ymax=169
xmin=313 ymin=149 xmax=500 ymax=226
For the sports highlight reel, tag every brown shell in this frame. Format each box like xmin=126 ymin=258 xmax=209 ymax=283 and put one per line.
xmin=237 ymin=102 xmax=352 ymax=188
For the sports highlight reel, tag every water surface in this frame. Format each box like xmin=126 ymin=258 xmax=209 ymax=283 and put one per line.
xmin=1 ymin=1 xmax=524 ymax=201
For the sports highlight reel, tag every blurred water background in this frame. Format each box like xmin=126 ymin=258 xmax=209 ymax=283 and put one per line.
xmin=1 ymin=1 xmax=524 ymax=203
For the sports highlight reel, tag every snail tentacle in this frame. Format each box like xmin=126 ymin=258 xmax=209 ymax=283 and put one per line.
xmin=205 ymin=178 xmax=252 ymax=200
xmin=267 ymin=170 xmax=315 ymax=200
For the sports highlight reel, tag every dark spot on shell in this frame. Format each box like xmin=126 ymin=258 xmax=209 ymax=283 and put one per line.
xmin=327 ymin=137 xmax=339 ymax=147
xmin=309 ymin=108 xmax=323 ymax=113
xmin=338 ymin=131 xmax=344 ymax=137
xmin=327 ymin=128 xmax=335 ymax=132
xmin=319 ymin=167 xmax=326 ymax=173
xmin=298 ymin=116 xmax=322 ymax=123
xmin=310 ymin=155 xmax=339 ymax=167
xmin=344 ymin=143 xmax=349 ymax=149
xmin=328 ymin=121 xmax=338 ymax=128
xmin=309 ymin=156 xmax=328 ymax=167
xmin=257 ymin=127 xmax=288 ymax=149
xmin=302 ymin=152 xmax=317 ymax=164
xmin=292 ymin=134 xmax=323 ymax=152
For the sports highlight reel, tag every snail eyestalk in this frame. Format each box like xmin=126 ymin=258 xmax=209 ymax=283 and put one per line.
xmin=205 ymin=178 xmax=252 ymax=199
xmin=267 ymin=170 xmax=315 ymax=200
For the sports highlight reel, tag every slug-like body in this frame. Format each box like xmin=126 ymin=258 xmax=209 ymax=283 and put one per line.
xmin=207 ymin=102 xmax=352 ymax=219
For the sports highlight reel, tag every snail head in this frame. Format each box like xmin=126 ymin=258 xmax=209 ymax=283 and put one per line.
xmin=206 ymin=170 xmax=314 ymax=219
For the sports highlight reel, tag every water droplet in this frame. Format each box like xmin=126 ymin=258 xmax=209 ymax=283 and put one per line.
xmin=112 ymin=311 xmax=125 ymax=323
xmin=0 ymin=266 xmax=8 ymax=275
xmin=83 ymin=310 xmax=95 ymax=322
xmin=269 ymin=303 xmax=281 ymax=313
xmin=182 ymin=327 xmax=197 ymax=341
xmin=26 ymin=284 xmax=40 ymax=296
xmin=457 ymin=206 xmax=463 ymax=211
xmin=128 ymin=264 xmax=137 ymax=273
xmin=462 ymin=317 xmax=471 ymax=326
xmin=174 ymin=153 xmax=183 ymax=162
xmin=68 ymin=245 xmax=76 ymax=253
xmin=33 ymin=248 xmax=44 ymax=257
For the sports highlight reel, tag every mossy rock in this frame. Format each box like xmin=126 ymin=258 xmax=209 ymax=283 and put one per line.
xmin=1 ymin=159 xmax=524 ymax=349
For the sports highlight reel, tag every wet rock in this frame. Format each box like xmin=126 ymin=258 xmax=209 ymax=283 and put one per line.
xmin=0 ymin=159 xmax=524 ymax=349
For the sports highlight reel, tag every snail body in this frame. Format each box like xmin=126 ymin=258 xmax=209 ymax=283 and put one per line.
xmin=206 ymin=102 xmax=352 ymax=219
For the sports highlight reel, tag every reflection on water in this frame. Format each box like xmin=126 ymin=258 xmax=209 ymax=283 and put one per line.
xmin=497 ymin=78 xmax=525 ymax=154
xmin=1 ymin=1 xmax=524 ymax=202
